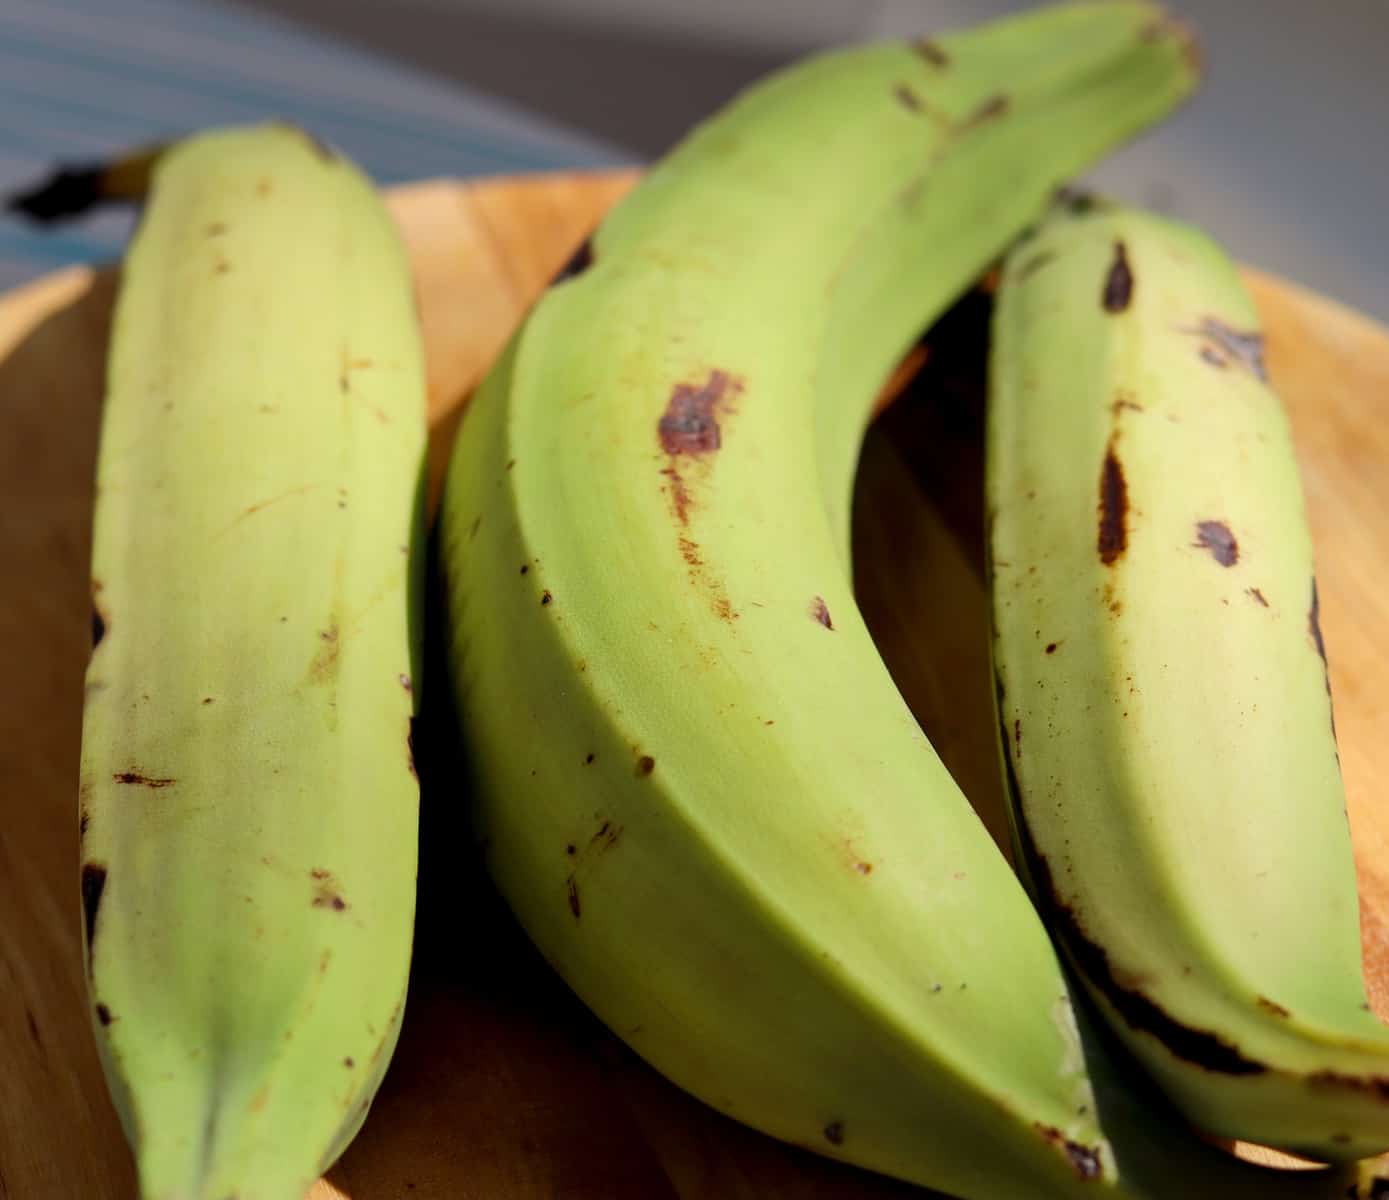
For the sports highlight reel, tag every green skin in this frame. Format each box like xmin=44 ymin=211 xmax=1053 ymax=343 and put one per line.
xmin=987 ymin=199 xmax=1389 ymax=1161
xmin=80 ymin=126 xmax=427 ymax=1199
xmin=432 ymin=5 xmax=1365 ymax=1197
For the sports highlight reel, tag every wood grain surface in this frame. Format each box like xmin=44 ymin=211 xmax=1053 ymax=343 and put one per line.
xmin=0 ymin=170 xmax=1385 ymax=1198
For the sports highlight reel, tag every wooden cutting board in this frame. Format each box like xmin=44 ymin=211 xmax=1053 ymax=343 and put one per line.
xmin=1 ymin=170 xmax=1386 ymax=1199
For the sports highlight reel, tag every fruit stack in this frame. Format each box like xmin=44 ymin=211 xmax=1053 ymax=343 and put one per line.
xmin=65 ymin=3 xmax=1389 ymax=1197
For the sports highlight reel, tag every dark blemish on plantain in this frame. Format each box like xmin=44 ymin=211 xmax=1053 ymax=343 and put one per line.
xmin=202 ymin=697 xmax=214 ymax=705
xmin=205 ymin=222 xmax=227 ymax=237
xmin=1370 ymin=1176 xmax=1389 ymax=1199
xmin=636 ymin=755 xmax=656 ymax=777
xmin=1199 ymin=345 xmax=1227 ymax=368
xmin=960 ymin=93 xmax=1008 ymax=130
xmin=541 ymin=590 xmax=553 ymax=606
xmin=1013 ymin=719 xmax=1022 ymax=758
xmin=1192 ymin=318 xmax=1267 ymax=382
xmin=1056 ymin=187 xmax=1097 ymax=215
xmin=26 ymin=1007 xmax=41 ymax=1048
xmin=506 ymin=459 xmax=516 ymax=471
xmin=811 ymin=597 xmax=834 ymax=629
xmin=399 ymin=673 xmax=412 ymax=692
xmin=552 ymin=236 xmax=594 ymax=285
xmin=658 ymin=370 xmax=741 ymax=457
xmin=590 ymin=821 xmax=622 ymax=853
xmin=310 ymin=868 xmax=348 ymax=912
xmin=79 ymin=810 xmax=90 ymax=838
xmin=1097 ymin=439 xmax=1128 ymax=565
xmin=1257 ymin=996 xmax=1291 ymax=1018
xmin=344 ymin=1057 xmax=354 ymax=1069
xmin=308 ymin=624 xmax=341 ymax=684
xmin=566 ymin=875 xmax=581 ymax=919
xmin=915 ymin=39 xmax=949 ymax=66
xmin=1045 ymin=642 xmax=1059 ymax=654
xmin=1011 ymin=805 xmax=1266 ymax=1075
xmin=823 ymin=1121 xmax=845 ymax=1146
xmin=95 ymin=1004 xmax=113 ymax=1026
xmin=1015 ymin=250 xmax=1056 ymax=281
xmin=1102 ymin=240 xmax=1133 ymax=313
xmin=1035 ymin=1124 xmax=1103 ymax=1181
xmin=854 ymin=861 xmax=873 ymax=876
xmin=1307 ymin=1070 xmax=1389 ymax=1103
xmin=1308 ymin=578 xmax=1327 ymax=665
xmin=113 ymin=771 xmax=175 ymax=788
xmin=893 ymin=82 xmax=924 ymax=112
xmin=91 ymin=606 xmax=106 ymax=649
xmin=1248 ymin=587 xmax=1269 ymax=607
xmin=584 ymin=753 xmax=595 ymax=765
xmin=407 ymin=716 xmax=419 ymax=781
xmin=1308 ymin=577 xmax=1338 ymax=746
xmin=470 ymin=516 xmax=481 ymax=540
xmin=520 ymin=564 xmax=528 ymax=575
xmin=1112 ymin=392 xmax=1143 ymax=414
xmin=81 ymin=862 xmax=107 ymax=955
xmin=566 ymin=844 xmax=576 ymax=856
xmin=1194 ymin=520 xmax=1238 ymax=567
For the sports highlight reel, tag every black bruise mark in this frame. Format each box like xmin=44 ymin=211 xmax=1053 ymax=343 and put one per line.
xmin=95 ymin=1004 xmax=113 ymax=1026
xmin=1097 ymin=439 xmax=1128 ymax=566
xmin=1369 ymin=1176 xmax=1389 ymax=1199
xmin=1194 ymin=520 xmax=1238 ymax=567
xmin=541 ymin=590 xmax=553 ymax=607
xmin=1102 ymin=240 xmax=1133 ymax=313
xmin=893 ymin=82 xmax=923 ymax=112
xmin=636 ymin=755 xmax=656 ymax=777
xmin=1015 ymin=250 xmax=1056 ymax=282
xmin=1035 ymin=1123 xmax=1103 ymax=1181
xmin=552 ymin=236 xmax=594 ymax=285
xmin=1248 ymin=587 xmax=1269 ymax=607
xmin=823 ymin=1121 xmax=845 ymax=1146
xmin=566 ymin=875 xmax=581 ymax=919
xmin=79 ymin=810 xmax=90 ymax=838
xmin=81 ymin=862 xmax=107 ymax=955
xmin=91 ymin=606 xmax=106 ymax=649
xmin=915 ymin=39 xmax=949 ymax=66
xmin=407 ymin=715 xmax=419 ymax=781
xmin=811 ymin=597 xmax=834 ymax=630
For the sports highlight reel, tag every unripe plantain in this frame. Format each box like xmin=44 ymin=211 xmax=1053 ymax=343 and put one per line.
xmin=987 ymin=196 xmax=1389 ymax=1161
xmin=79 ymin=124 xmax=427 ymax=1199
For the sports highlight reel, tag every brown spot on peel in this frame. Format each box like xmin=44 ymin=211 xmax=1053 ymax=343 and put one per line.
xmin=1035 ymin=1124 xmax=1103 ymax=1180
xmin=823 ymin=1121 xmax=845 ymax=1146
xmin=113 ymin=771 xmax=175 ymax=788
xmin=1308 ymin=577 xmax=1338 ymax=746
xmin=811 ymin=597 xmax=834 ymax=629
xmin=81 ymin=862 xmax=107 ymax=958
xmin=960 ymin=93 xmax=1008 ymax=129
xmin=95 ymin=1004 xmax=113 ymax=1026
xmin=91 ymin=606 xmax=106 ymax=649
xmin=541 ymin=590 xmax=553 ymax=607
xmin=310 ymin=868 xmax=348 ymax=911
xmin=1248 ymin=587 xmax=1269 ymax=607
xmin=636 ymin=756 xmax=655 ymax=777
xmin=915 ymin=39 xmax=949 ymax=66
xmin=1194 ymin=520 xmax=1238 ymax=566
xmin=566 ymin=875 xmax=581 ymax=919
xmin=1257 ymin=996 xmax=1291 ymax=1018
xmin=658 ymin=371 xmax=739 ymax=457
xmin=1097 ymin=439 xmax=1128 ymax=565
xmin=893 ymin=82 xmax=923 ymax=111
xmin=1102 ymin=241 xmax=1133 ymax=312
